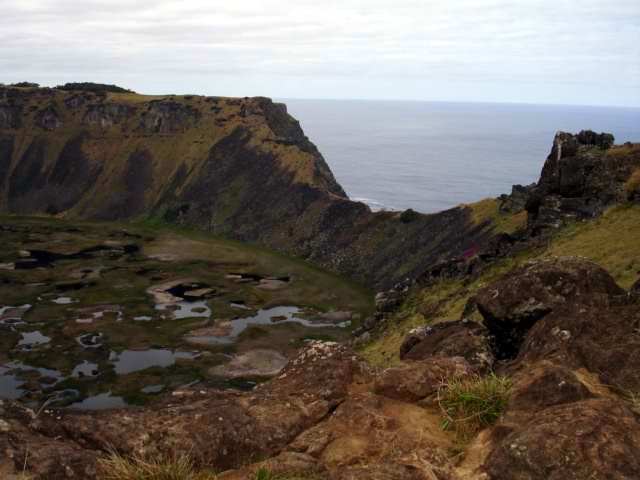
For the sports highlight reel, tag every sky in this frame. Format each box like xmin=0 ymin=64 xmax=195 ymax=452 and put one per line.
xmin=1 ymin=0 xmax=639 ymax=107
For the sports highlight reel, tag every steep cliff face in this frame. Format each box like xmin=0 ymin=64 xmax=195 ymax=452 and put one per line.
xmin=0 ymin=85 xmax=493 ymax=288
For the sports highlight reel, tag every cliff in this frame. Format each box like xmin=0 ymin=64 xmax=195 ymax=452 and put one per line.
xmin=0 ymin=85 xmax=494 ymax=288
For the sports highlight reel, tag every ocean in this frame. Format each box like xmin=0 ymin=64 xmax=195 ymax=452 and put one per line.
xmin=285 ymin=99 xmax=640 ymax=213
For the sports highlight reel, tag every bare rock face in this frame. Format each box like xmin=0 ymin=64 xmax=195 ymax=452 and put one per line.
xmin=83 ymin=102 xmax=135 ymax=127
xmin=526 ymin=130 xmax=640 ymax=232
xmin=400 ymin=320 xmax=494 ymax=372
xmin=505 ymin=361 xmax=593 ymax=413
xmin=209 ymin=349 xmax=288 ymax=378
xmin=474 ymin=257 xmax=625 ymax=360
xmin=0 ymin=104 xmax=21 ymax=129
xmin=139 ymin=100 xmax=201 ymax=133
xmin=484 ymin=399 xmax=640 ymax=480
xmin=36 ymin=105 xmax=63 ymax=130
xmin=373 ymin=356 xmax=473 ymax=402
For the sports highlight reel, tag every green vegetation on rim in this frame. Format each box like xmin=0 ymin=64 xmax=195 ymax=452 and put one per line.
xmin=464 ymin=197 xmax=528 ymax=234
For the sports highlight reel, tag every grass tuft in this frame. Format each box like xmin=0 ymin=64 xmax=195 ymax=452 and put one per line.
xmin=623 ymin=390 xmax=640 ymax=415
xmin=438 ymin=373 xmax=512 ymax=441
xmin=624 ymin=168 xmax=640 ymax=199
xmin=97 ymin=452 xmax=215 ymax=480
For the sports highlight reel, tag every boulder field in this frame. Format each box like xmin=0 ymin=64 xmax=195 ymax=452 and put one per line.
xmin=1 ymin=257 xmax=639 ymax=479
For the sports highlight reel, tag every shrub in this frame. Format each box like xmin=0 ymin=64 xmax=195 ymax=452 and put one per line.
xmin=97 ymin=452 xmax=214 ymax=480
xmin=438 ymin=373 xmax=511 ymax=440
xmin=55 ymin=82 xmax=134 ymax=94
xmin=10 ymin=81 xmax=40 ymax=88
xmin=399 ymin=208 xmax=419 ymax=223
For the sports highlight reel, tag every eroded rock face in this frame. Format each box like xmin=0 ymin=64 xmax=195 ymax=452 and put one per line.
xmin=484 ymin=399 xmax=640 ymax=480
xmin=374 ymin=356 xmax=473 ymax=402
xmin=526 ymin=130 xmax=640 ymax=232
xmin=83 ymin=102 xmax=135 ymax=127
xmin=139 ymin=100 xmax=201 ymax=133
xmin=474 ymin=257 xmax=625 ymax=360
xmin=36 ymin=105 xmax=63 ymax=130
xmin=400 ymin=320 xmax=494 ymax=372
xmin=0 ymin=104 xmax=21 ymax=129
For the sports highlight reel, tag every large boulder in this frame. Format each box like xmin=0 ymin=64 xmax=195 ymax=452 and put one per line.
xmin=474 ymin=257 xmax=625 ymax=360
xmin=484 ymin=399 xmax=640 ymax=480
xmin=400 ymin=320 xmax=494 ymax=372
xmin=374 ymin=356 xmax=473 ymax=402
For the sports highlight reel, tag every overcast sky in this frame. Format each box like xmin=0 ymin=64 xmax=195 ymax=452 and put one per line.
xmin=1 ymin=0 xmax=639 ymax=106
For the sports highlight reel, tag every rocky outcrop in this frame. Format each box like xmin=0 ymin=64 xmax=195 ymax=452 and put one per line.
xmin=399 ymin=320 xmax=494 ymax=372
xmin=526 ymin=130 xmax=640 ymax=232
xmin=401 ymin=257 xmax=640 ymax=479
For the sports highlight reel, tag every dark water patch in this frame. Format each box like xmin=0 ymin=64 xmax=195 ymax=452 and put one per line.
xmin=68 ymin=392 xmax=127 ymax=410
xmin=15 ymin=244 xmax=139 ymax=271
xmin=0 ymin=361 xmax=64 ymax=400
xmin=206 ymin=377 xmax=259 ymax=391
xmin=76 ymin=332 xmax=104 ymax=349
xmin=155 ymin=300 xmax=211 ymax=319
xmin=110 ymin=349 xmax=200 ymax=375
xmin=166 ymin=282 xmax=211 ymax=299
xmin=72 ymin=361 xmax=99 ymax=378
xmin=0 ymin=365 xmax=25 ymax=399
xmin=45 ymin=389 xmax=82 ymax=407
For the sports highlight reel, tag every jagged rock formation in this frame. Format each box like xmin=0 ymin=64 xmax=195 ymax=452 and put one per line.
xmin=0 ymin=85 xmax=495 ymax=288
xmin=525 ymin=131 xmax=640 ymax=232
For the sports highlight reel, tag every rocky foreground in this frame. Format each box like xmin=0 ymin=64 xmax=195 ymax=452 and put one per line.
xmin=1 ymin=256 xmax=639 ymax=479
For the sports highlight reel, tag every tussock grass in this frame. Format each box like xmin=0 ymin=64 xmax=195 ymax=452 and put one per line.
xmin=438 ymin=374 xmax=512 ymax=441
xmin=97 ymin=452 xmax=215 ymax=480
xmin=624 ymin=168 xmax=640 ymax=199
xmin=623 ymin=390 xmax=640 ymax=415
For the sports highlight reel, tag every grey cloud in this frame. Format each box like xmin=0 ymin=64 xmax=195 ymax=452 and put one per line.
xmin=0 ymin=0 xmax=638 ymax=106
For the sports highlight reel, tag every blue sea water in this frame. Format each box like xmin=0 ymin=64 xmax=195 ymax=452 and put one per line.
xmin=285 ymin=99 xmax=640 ymax=213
